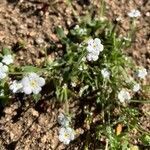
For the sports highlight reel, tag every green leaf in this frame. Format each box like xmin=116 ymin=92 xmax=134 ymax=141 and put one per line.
xmin=2 ymin=48 xmax=11 ymax=55
xmin=21 ymin=66 xmax=43 ymax=73
xmin=33 ymin=94 xmax=41 ymax=102
xmin=55 ymin=27 xmax=66 ymax=39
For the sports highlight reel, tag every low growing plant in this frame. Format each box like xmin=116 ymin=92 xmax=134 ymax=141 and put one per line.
xmin=0 ymin=7 xmax=149 ymax=149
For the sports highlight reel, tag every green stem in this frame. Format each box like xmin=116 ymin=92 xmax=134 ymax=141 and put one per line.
xmin=64 ymin=100 xmax=69 ymax=115
xmin=8 ymin=72 xmax=26 ymax=75
xmin=100 ymin=0 xmax=105 ymax=17
xmin=130 ymin=100 xmax=150 ymax=103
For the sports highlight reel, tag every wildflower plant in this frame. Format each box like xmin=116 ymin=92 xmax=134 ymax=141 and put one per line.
xmin=53 ymin=17 xmax=149 ymax=148
xmin=0 ymin=4 xmax=149 ymax=149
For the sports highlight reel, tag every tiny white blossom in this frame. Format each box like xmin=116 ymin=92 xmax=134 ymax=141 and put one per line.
xmin=74 ymin=25 xmax=87 ymax=35
xmin=136 ymin=68 xmax=147 ymax=79
xmin=87 ymin=53 xmax=99 ymax=61
xmin=0 ymin=90 xmax=4 ymax=96
xmin=118 ymin=89 xmax=131 ymax=103
xmin=2 ymin=55 xmax=13 ymax=65
xmin=133 ymin=83 xmax=141 ymax=92
xmin=58 ymin=127 xmax=75 ymax=145
xmin=71 ymin=82 xmax=76 ymax=87
xmin=74 ymin=25 xmax=79 ymax=30
xmin=86 ymin=38 xmax=104 ymax=61
xmin=21 ymin=73 xmax=45 ymax=95
xmin=58 ymin=113 xmax=70 ymax=127
xmin=87 ymin=38 xmax=103 ymax=54
xmin=128 ymin=9 xmax=141 ymax=18
xmin=101 ymin=68 xmax=110 ymax=79
xmin=62 ymin=84 xmax=67 ymax=89
xmin=10 ymin=80 xmax=23 ymax=93
xmin=0 ymin=63 xmax=8 ymax=79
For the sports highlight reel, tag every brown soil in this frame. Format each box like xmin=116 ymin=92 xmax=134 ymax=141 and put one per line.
xmin=0 ymin=0 xmax=149 ymax=150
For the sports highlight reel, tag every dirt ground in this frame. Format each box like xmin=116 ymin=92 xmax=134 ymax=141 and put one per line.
xmin=0 ymin=0 xmax=149 ymax=150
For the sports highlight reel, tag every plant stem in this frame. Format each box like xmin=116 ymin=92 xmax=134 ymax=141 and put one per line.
xmin=65 ymin=100 xmax=69 ymax=114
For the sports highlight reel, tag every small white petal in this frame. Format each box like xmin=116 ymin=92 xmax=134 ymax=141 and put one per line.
xmin=23 ymin=87 xmax=32 ymax=94
xmin=32 ymin=86 xmax=41 ymax=94
xmin=92 ymin=54 xmax=99 ymax=61
xmin=2 ymin=55 xmax=13 ymax=65
xmin=133 ymin=83 xmax=140 ymax=92
xmin=21 ymin=77 xmax=30 ymax=86
xmin=38 ymin=77 xmax=45 ymax=86
xmin=0 ymin=63 xmax=8 ymax=79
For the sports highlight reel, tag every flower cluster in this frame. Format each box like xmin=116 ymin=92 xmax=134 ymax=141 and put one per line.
xmin=10 ymin=73 xmax=45 ymax=95
xmin=74 ymin=25 xmax=87 ymax=36
xmin=118 ymin=67 xmax=147 ymax=103
xmin=86 ymin=38 xmax=104 ymax=61
xmin=58 ymin=113 xmax=75 ymax=145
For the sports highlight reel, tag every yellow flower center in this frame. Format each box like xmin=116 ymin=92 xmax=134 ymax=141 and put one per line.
xmin=64 ymin=133 xmax=69 ymax=138
xmin=30 ymin=80 xmax=37 ymax=88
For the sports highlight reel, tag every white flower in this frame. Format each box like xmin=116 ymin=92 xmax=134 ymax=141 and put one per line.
xmin=21 ymin=73 xmax=45 ymax=95
xmin=58 ymin=113 xmax=70 ymax=127
xmin=136 ymin=68 xmax=147 ymax=79
xmin=87 ymin=38 xmax=103 ymax=54
xmin=0 ymin=63 xmax=8 ymax=79
xmin=2 ymin=55 xmax=13 ymax=65
xmin=10 ymin=80 xmax=23 ymax=93
xmin=86 ymin=38 xmax=104 ymax=61
xmin=118 ymin=89 xmax=131 ymax=103
xmin=133 ymin=83 xmax=140 ymax=92
xmin=87 ymin=53 xmax=99 ymax=61
xmin=101 ymin=68 xmax=110 ymax=79
xmin=74 ymin=25 xmax=87 ymax=35
xmin=58 ymin=127 xmax=75 ymax=145
xmin=71 ymin=82 xmax=76 ymax=87
xmin=128 ymin=9 xmax=141 ymax=18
